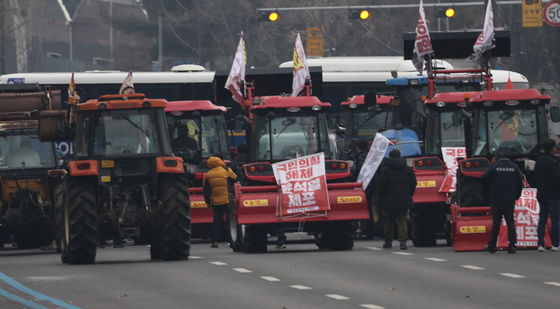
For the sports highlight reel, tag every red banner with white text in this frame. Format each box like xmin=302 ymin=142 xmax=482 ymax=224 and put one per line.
xmin=272 ymin=153 xmax=329 ymax=216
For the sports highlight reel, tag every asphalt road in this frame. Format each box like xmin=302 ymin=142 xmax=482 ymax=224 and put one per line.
xmin=1 ymin=237 xmax=559 ymax=309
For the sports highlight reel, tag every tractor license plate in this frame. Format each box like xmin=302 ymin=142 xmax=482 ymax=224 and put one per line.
xmin=459 ymin=226 xmax=486 ymax=233
xmin=417 ymin=180 xmax=436 ymax=188
xmin=242 ymin=199 xmax=269 ymax=207
xmin=336 ymin=196 xmax=363 ymax=204
xmin=191 ymin=201 xmax=207 ymax=208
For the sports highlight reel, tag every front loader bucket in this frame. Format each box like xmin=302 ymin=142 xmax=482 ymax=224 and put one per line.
xmin=188 ymin=187 xmax=213 ymax=224
xmin=451 ymin=204 xmax=492 ymax=252
xmin=235 ymin=182 xmax=369 ymax=225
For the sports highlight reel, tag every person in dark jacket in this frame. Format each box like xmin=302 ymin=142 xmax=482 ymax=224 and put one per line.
xmin=534 ymin=139 xmax=560 ymax=251
xmin=203 ymin=156 xmax=237 ymax=248
xmin=375 ymin=149 xmax=417 ymax=250
xmin=483 ymin=147 xmax=524 ymax=253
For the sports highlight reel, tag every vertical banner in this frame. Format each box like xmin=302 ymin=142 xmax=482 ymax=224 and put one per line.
xmin=272 ymin=153 xmax=329 ymax=216
xmin=439 ymin=147 xmax=467 ymax=193
xmin=497 ymin=188 xmax=552 ymax=248
xmin=356 ymin=133 xmax=391 ymax=190
xmin=522 ymin=0 xmax=543 ymax=28
xmin=305 ymin=27 xmax=324 ymax=57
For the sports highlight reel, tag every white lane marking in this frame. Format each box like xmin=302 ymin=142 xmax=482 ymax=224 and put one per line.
xmin=209 ymin=261 xmax=227 ymax=266
xmin=425 ymin=257 xmax=447 ymax=262
xmin=365 ymin=247 xmax=382 ymax=251
xmin=290 ymin=285 xmax=312 ymax=290
xmin=361 ymin=304 xmax=385 ymax=309
xmin=325 ymin=294 xmax=349 ymax=300
xmin=500 ymin=273 xmax=525 ymax=279
xmin=260 ymin=276 xmax=280 ymax=282
xmin=461 ymin=265 xmax=485 ymax=270
xmin=232 ymin=268 xmax=252 ymax=273
xmin=26 ymin=276 xmax=73 ymax=282
xmin=189 ymin=256 xmax=203 ymax=259
xmin=392 ymin=252 xmax=413 ymax=256
xmin=544 ymin=281 xmax=560 ymax=287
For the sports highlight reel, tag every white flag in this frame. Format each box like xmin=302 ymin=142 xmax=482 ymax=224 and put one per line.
xmin=470 ymin=0 xmax=495 ymax=66
xmin=119 ymin=71 xmax=135 ymax=95
xmin=291 ymin=33 xmax=310 ymax=97
xmin=357 ymin=134 xmax=391 ymax=191
xmin=412 ymin=0 xmax=433 ymax=74
xmin=224 ymin=35 xmax=247 ymax=106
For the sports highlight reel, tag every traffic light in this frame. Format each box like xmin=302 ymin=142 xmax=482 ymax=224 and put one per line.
xmin=436 ymin=7 xmax=456 ymax=18
xmin=349 ymin=9 xmax=371 ymax=20
xmin=258 ymin=10 xmax=280 ymax=22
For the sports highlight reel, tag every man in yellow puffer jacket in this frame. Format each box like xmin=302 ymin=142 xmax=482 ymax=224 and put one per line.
xmin=203 ymin=156 xmax=237 ymax=248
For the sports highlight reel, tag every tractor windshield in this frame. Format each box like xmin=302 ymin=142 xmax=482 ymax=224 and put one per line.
xmin=351 ymin=110 xmax=392 ymax=141
xmin=0 ymin=131 xmax=56 ymax=170
xmin=77 ymin=110 xmax=162 ymax=157
xmin=252 ymin=113 xmax=331 ymax=161
xmin=425 ymin=108 xmax=470 ymax=155
xmin=168 ymin=114 xmax=228 ymax=161
xmin=474 ymin=108 xmax=538 ymax=156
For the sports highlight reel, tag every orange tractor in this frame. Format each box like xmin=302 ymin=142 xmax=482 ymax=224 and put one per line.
xmin=39 ymin=93 xmax=191 ymax=263
xmin=229 ymin=90 xmax=370 ymax=253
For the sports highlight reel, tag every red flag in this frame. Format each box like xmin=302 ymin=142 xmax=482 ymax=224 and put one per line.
xmin=506 ymin=73 xmax=514 ymax=89
xmin=412 ymin=0 xmax=433 ymax=74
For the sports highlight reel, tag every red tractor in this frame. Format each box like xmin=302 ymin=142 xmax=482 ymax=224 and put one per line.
xmin=229 ymin=93 xmax=369 ymax=253
xmin=165 ymin=100 xmax=230 ymax=238
xmin=425 ymin=88 xmax=552 ymax=251
xmin=39 ymin=93 xmax=191 ymax=264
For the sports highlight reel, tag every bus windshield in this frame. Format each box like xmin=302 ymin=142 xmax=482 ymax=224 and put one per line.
xmin=0 ymin=132 xmax=56 ymax=170
xmin=253 ymin=114 xmax=331 ymax=161
xmin=474 ymin=108 xmax=538 ymax=156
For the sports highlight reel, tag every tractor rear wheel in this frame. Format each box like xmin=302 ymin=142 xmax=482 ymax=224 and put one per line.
xmin=411 ymin=209 xmax=437 ymax=247
xmin=63 ymin=178 xmax=97 ymax=264
xmin=158 ymin=175 xmax=191 ymax=261
xmin=54 ymin=182 xmax=64 ymax=254
xmin=228 ymin=206 xmax=244 ymax=252
xmin=243 ymin=224 xmax=267 ymax=253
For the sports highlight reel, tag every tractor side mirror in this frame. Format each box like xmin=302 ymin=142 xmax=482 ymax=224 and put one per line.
xmin=38 ymin=110 xmax=68 ymax=142
xmin=550 ymin=106 xmax=560 ymax=123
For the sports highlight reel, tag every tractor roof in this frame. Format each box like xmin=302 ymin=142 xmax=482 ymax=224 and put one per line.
xmin=425 ymin=88 xmax=551 ymax=105
xmin=252 ymin=96 xmax=330 ymax=110
xmin=165 ymin=100 xmax=227 ymax=113
xmin=340 ymin=94 xmax=393 ymax=106
xmin=78 ymin=93 xmax=167 ymax=111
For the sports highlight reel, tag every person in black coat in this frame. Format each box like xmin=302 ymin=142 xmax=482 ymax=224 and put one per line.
xmin=375 ymin=149 xmax=417 ymax=250
xmin=483 ymin=147 xmax=524 ymax=253
xmin=534 ymin=139 xmax=560 ymax=251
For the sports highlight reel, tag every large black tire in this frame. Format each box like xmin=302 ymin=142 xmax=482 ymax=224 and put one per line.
xmin=158 ymin=175 xmax=191 ymax=261
xmin=410 ymin=208 xmax=437 ymax=247
xmin=228 ymin=206 xmax=244 ymax=252
xmin=62 ymin=178 xmax=97 ymax=265
xmin=315 ymin=222 xmax=354 ymax=251
xmin=243 ymin=224 xmax=267 ymax=253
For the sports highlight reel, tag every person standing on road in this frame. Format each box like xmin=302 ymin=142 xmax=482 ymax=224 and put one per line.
xmin=483 ymin=147 xmax=524 ymax=254
xmin=375 ymin=149 xmax=417 ymax=250
xmin=203 ymin=156 xmax=237 ymax=248
xmin=534 ymin=139 xmax=560 ymax=252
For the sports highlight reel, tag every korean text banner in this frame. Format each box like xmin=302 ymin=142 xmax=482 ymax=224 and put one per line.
xmin=439 ymin=147 xmax=466 ymax=193
xmin=272 ymin=153 xmax=329 ymax=216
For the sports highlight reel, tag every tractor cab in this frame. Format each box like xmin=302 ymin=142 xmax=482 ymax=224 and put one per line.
xmin=244 ymin=96 xmax=351 ymax=184
xmin=165 ymin=100 xmax=229 ymax=181
xmin=339 ymin=94 xmax=393 ymax=147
